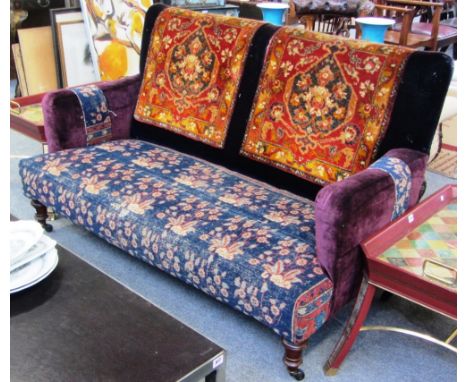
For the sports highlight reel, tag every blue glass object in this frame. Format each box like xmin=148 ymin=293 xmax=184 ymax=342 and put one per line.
xmin=356 ymin=17 xmax=395 ymax=44
xmin=257 ymin=2 xmax=289 ymax=26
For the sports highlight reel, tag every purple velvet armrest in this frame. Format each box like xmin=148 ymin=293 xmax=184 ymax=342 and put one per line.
xmin=314 ymin=148 xmax=428 ymax=314
xmin=42 ymin=75 xmax=141 ymax=153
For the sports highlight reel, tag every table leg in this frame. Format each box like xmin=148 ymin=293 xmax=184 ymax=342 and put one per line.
xmin=324 ymin=274 xmax=376 ymax=375
xmin=445 ymin=329 xmax=457 ymax=344
xmin=205 ymin=370 xmax=217 ymax=382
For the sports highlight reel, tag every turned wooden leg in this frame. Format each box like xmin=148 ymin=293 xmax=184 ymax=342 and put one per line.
xmin=282 ymin=338 xmax=307 ymax=380
xmin=31 ymin=200 xmax=53 ymax=232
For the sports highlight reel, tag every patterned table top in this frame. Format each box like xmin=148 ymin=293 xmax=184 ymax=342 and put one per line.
xmin=377 ymin=202 xmax=457 ymax=289
xmin=10 ymin=103 xmax=44 ymax=125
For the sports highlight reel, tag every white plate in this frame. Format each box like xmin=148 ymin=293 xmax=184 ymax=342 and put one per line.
xmin=10 ymin=221 xmax=44 ymax=264
xmin=10 ymin=248 xmax=59 ymax=294
xmin=10 ymin=235 xmax=57 ymax=272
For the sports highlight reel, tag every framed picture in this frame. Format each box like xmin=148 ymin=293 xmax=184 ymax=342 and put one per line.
xmin=79 ymin=0 xmax=154 ymax=81
xmin=50 ymin=7 xmax=98 ymax=88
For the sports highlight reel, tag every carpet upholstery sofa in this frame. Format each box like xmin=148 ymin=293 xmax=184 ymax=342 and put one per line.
xmin=19 ymin=4 xmax=452 ymax=379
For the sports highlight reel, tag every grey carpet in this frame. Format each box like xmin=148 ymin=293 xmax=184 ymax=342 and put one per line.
xmin=10 ymin=129 xmax=456 ymax=381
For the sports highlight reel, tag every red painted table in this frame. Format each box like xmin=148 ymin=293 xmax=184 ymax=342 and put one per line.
xmin=324 ymin=184 xmax=457 ymax=375
xmin=10 ymin=93 xmax=47 ymax=151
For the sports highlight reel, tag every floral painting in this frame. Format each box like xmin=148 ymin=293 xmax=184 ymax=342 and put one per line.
xmin=80 ymin=0 xmax=154 ymax=81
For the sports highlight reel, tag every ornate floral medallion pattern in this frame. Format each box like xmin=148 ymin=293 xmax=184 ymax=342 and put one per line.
xmin=134 ymin=8 xmax=263 ymax=148
xmin=19 ymin=139 xmax=333 ymax=342
xmin=241 ymin=27 xmax=411 ymax=184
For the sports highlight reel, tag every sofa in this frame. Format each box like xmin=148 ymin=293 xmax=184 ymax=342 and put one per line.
xmin=19 ymin=4 xmax=452 ymax=380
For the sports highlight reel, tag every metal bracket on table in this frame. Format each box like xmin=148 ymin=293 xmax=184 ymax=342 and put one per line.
xmin=422 ymin=259 xmax=457 ymax=288
xmin=360 ymin=325 xmax=457 ymax=353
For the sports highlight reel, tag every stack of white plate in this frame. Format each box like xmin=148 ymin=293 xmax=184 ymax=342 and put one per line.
xmin=10 ymin=221 xmax=59 ymax=294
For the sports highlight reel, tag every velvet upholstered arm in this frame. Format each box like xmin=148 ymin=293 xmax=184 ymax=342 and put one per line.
xmin=314 ymin=148 xmax=427 ymax=313
xmin=42 ymin=75 xmax=141 ymax=153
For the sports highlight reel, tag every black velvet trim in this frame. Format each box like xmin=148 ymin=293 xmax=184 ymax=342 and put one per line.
xmin=132 ymin=6 xmax=454 ymax=201
xmin=376 ymin=51 xmax=454 ymax=157
xmin=139 ymin=4 xmax=167 ymax=76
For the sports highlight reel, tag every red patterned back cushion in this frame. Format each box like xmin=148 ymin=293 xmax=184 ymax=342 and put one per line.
xmin=241 ymin=27 xmax=411 ymax=184
xmin=134 ymin=7 xmax=263 ymax=148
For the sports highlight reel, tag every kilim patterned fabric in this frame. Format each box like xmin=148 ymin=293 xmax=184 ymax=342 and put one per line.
xmin=71 ymin=85 xmax=112 ymax=146
xmin=370 ymin=156 xmax=412 ymax=220
xmin=241 ymin=27 xmax=411 ymax=185
xmin=377 ymin=202 xmax=456 ymax=287
xmin=19 ymin=139 xmax=333 ymax=343
xmin=134 ymin=7 xmax=263 ymax=148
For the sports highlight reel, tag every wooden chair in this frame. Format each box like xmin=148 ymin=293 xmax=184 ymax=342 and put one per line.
xmin=237 ymin=1 xmax=264 ymax=21
xmin=290 ymin=0 xmax=365 ymax=37
xmin=432 ymin=0 xmax=457 ymax=57
xmin=373 ymin=0 xmax=457 ymax=54
xmin=296 ymin=13 xmax=356 ymax=36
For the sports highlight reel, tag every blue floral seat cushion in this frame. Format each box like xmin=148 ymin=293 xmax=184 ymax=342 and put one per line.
xmin=19 ymin=139 xmax=333 ymax=343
